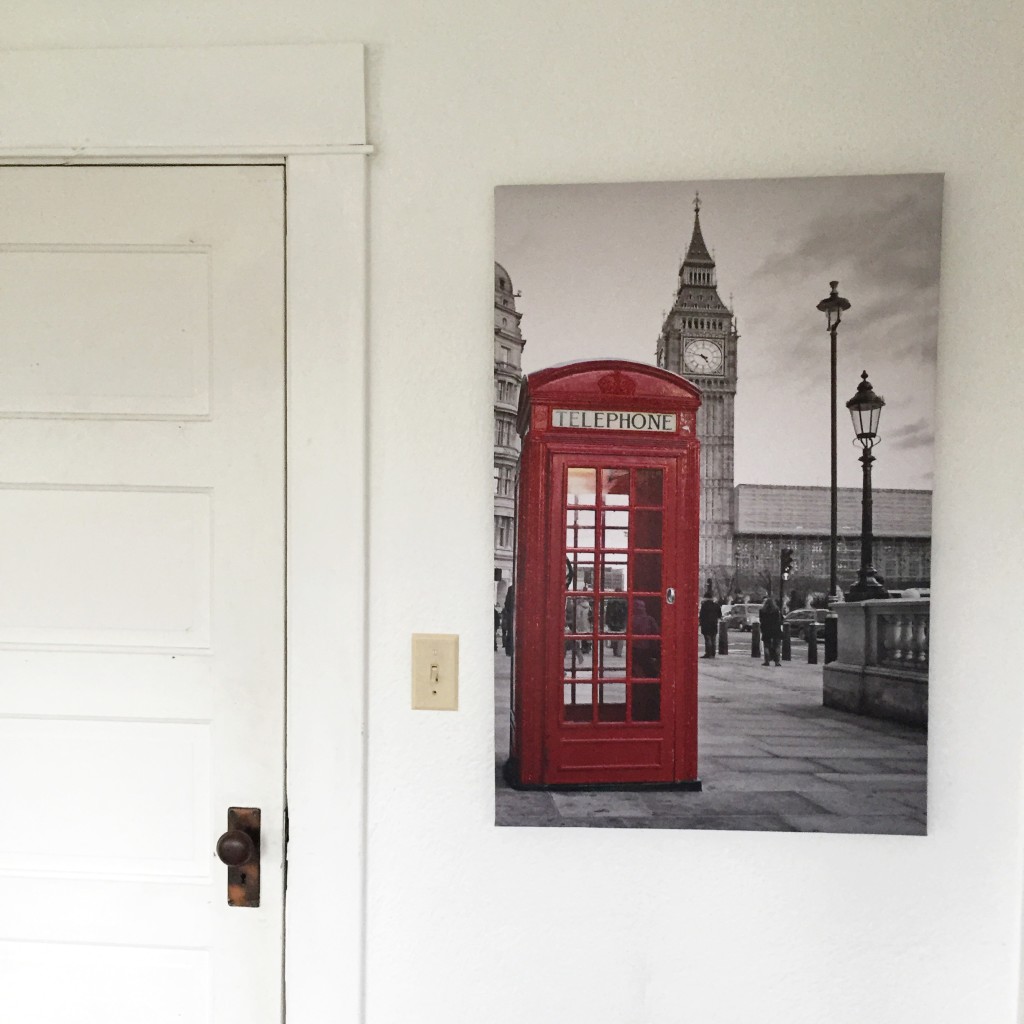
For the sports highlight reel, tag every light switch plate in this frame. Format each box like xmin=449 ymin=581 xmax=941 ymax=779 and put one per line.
xmin=411 ymin=633 xmax=459 ymax=711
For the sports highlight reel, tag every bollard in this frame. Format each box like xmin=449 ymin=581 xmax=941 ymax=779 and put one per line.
xmin=807 ymin=624 xmax=818 ymax=664
xmin=824 ymin=615 xmax=837 ymax=664
xmin=781 ymin=623 xmax=791 ymax=661
xmin=750 ymin=622 xmax=761 ymax=658
xmin=717 ymin=620 xmax=729 ymax=655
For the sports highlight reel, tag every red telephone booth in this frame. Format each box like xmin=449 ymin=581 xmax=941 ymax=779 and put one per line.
xmin=507 ymin=360 xmax=702 ymax=789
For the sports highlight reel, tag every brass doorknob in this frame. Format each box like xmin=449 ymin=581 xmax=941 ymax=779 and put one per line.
xmin=216 ymin=829 xmax=256 ymax=867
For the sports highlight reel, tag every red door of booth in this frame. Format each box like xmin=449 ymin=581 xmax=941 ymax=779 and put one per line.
xmin=549 ymin=453 xmax=693 ymax=785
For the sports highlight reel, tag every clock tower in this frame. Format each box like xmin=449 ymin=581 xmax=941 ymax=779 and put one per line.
xmin=656 ymin=195 xmax=738 ymax=586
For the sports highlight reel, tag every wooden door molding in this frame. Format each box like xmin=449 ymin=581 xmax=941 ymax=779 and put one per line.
xmin=0 ymin=44 xmax=368 ymax=158
xmin=0 ymin=43 xmax=369 ymax=1024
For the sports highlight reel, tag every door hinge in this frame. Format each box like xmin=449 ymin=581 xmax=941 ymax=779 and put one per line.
xmin=283 ymin=805 xmax=290 ymax=892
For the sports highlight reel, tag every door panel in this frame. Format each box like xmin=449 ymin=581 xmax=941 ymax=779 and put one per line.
xmin=0 ymin=245 xmax=211 ymax=417
xmin=0 ymin=166 xmax=285 ymax=1023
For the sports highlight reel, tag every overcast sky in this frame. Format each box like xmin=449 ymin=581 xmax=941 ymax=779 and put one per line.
xmin=495 ymin=174 xmax=942 ymax=491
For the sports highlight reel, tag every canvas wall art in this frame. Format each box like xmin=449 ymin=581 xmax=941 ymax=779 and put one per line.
xmin=493 ymin=174 xmax=941 ymax=834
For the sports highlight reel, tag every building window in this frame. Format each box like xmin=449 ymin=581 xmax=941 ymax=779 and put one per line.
xmin=495 ymin=420 xmax=517 ymax=447
xmin=496 ymin=516 xmax=512 ymax=548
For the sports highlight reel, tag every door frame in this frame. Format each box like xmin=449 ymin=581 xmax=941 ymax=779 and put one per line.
xmin=0 ymin=43 xmax=370 ymax=1024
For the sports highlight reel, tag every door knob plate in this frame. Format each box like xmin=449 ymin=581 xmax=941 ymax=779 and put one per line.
xmin=218 ymin=807 xmax=261 ymax=908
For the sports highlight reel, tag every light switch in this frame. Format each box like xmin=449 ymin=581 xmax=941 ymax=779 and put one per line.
xmin=411 ymin=633 xmax=459 ymax=711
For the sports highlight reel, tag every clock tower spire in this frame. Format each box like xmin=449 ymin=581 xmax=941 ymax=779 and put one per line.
xmin=656 ymin=195 xmax=738 ymax=589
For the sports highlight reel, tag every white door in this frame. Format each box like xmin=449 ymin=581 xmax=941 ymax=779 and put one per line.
xmin=0 ymin=166 xmax=285 ymax=1023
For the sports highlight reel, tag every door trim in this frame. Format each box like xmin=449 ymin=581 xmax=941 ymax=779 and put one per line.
xmin=1 ymin=43 xmax=370 ymax=1024
xmin=0 ymin=44 xmax=368 ymax=158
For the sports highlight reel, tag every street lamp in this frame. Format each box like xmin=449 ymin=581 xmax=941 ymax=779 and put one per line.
xmin=816 ymin=281 xmax=851 ymax=606
xmin=845 ymin=371 xmax=889 ymax=602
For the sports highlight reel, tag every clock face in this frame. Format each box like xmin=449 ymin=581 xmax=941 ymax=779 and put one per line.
xmin=683 ymin=338 xmax=724 ymax=375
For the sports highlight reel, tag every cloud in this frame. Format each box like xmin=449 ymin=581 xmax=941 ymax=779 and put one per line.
xmin=736 ymin=177 xmax=942 ymax=407
xmin=753 ymin=180 xmax=943 ymax=302
xmin=884 ymin=417 xmax=934 ymax=451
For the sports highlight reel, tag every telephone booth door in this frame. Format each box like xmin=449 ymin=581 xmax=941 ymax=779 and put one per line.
xmin=507 ymin=359 xmax=701 ymax=789
xmin=553 ymin=454 xmax=695 ymax=785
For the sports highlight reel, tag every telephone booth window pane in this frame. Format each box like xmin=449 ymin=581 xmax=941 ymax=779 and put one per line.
xmin=565 ymin=597 xmax=593 ymax=636
xmin=634 ymin=509 xmax=663 ymax=549
xmin=601 ymin=468 xmax=630 ymax=506
xmin=563 ymin=682 xmax=593 ymax=723
xmin=567 ymin=468 xmax=597 ymax=505
xmin=631 ymin=638 xmax=661 ymax=679
xmin=635 ymin=468 xmax=664 ymax=506
xmin=563 ymin=640 xmax=593 ymax=677
xmin=602 ymin=509 xmax=629 ymax=549
xmin=566 ymin=508 xmax=595 ymax=528
xmin=632 ymin=598 xmax=661 ymax=634
xmin=566 ymin=551 xmax=595 ymax=592
xmin=566 ymin=508 xmax=595 ymax=550
xmin=601 ymin=553 xmax=628 ymax=592
xmin=598 ymin=639 xmax=626 ymax=678
xmin=634 ymin=551 xmax=662 ymax=592
xmin=632 ymin=683 xmax=661 ymax=722
xmin=600 ymin=597 xmax=628 ymax=634
xmin=567 ymin=526 xmax=596 ymax=549
xmin=597 ymin=682 xmax=627 ymax=722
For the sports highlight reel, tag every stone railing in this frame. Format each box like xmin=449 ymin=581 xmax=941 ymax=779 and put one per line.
xmin=875 ymin=603 xmax=929 ymax=673
xmin=824 ymin=598 xmax=929 ymax=727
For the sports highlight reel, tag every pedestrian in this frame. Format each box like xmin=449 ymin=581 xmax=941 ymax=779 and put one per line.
xmin=501 ymin=586 xmax=515 ymax=656
xmin=698 ymin=590 xmax=721 ymax=658
xmin=759 ymin=595 xmax=783 ymax=666
xmin=575 ymin=598 xmax=593 ymax=655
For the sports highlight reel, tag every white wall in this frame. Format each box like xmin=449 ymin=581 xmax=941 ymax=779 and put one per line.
xmin=6 ymin=2 xmax=1024 ymax=1021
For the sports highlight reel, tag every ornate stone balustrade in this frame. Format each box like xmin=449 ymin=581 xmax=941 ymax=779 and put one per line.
xmin=875 ymin=604 xmax=929 ymax=673
xmin=823 ymin=599 xmax=929 ymax=727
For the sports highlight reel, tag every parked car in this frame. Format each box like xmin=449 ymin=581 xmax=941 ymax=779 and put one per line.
xmin=784 ymin=607 xmax=827 ymax=641
xmin=723 ymin=603 xmax=759 ymax=631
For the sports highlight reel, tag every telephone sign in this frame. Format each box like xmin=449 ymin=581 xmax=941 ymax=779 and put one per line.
xmin=551 ymin=408 xmax=679 ymax=432
xmin=506 ymin=360 xmax=702 ymax=788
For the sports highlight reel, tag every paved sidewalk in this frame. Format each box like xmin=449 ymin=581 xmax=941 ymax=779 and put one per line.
xmin=494 ymin=646 xmax=926 ymax=834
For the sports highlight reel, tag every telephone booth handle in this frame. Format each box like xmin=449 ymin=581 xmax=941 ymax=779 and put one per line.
xmin=666 ymin=587 xmax=676 ymax=605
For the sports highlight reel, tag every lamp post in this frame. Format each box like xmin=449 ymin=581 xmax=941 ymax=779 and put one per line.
xmin=845 ymin=371 xmax=889 ymax=602
xmin=816 ymin=281 xmax=851 ymax=605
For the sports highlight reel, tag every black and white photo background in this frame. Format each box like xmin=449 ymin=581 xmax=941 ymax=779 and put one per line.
xmin=493 ymin=174 xmax=941 ymax=834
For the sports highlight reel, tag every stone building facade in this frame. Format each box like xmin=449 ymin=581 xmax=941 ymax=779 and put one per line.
xmin=656 ymin=196 xmax=738 ymax=585
xmin=493 ymin=262 xmax=525 ymax=605
xmin=733 ymin=484 xmax=932 ymax=597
